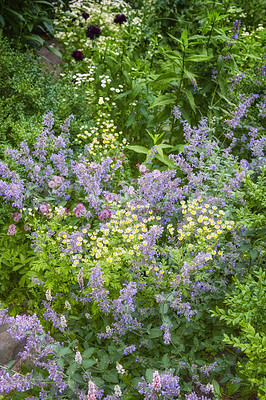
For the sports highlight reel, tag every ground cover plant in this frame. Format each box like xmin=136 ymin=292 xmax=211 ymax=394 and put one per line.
xmin=0 ymin=0 xmax=265 ymax=399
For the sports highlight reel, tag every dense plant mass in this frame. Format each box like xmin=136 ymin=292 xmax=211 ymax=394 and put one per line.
xmin=0 ymin=0 xmax=265 ymax=399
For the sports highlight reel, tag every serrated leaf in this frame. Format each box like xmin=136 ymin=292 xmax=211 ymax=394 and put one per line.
xmin=145 ymin=368 xmax=155 ymax=382
xmin=83 ymin=347 xmax=95 ymax=358
xmin=149 ymin=327 xmax=162 ymax=338
xmin=82 ymin=359 xmax=96 ymax=369
xmin=103 ymin=371 xmax=119 ymax=383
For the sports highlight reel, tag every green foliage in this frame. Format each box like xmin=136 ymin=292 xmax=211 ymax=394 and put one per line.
xmin=0 ymin=31 xmax=92 ymax=151
xmin=212 ymin=268 xmax=266 ymax=398
xmin=0 ymin=0 xmax=65 ymax=47
xmin=0 ymin=227 xmax=36 ymax=311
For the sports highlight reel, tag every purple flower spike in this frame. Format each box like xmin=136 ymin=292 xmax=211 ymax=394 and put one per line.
xmin=82 ymin=11 xmax=90 ymax=20
xmin=86 ymin=25 xmax=101 ymax=39
xmin=71 ymin=50 xmax=84 ymax=61
xmin=114 ymin=14 xmax=127 ymax=24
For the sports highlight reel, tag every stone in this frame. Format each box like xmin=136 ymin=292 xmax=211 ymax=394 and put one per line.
xmin=0 ymin=324 xmax=26 ymax=366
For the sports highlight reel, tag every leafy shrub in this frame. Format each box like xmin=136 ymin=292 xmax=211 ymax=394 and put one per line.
xmin=0 ymin=31 xmax=91 ymax=152
xmin=0 ymin=0 xmax=65 ymax=47
xmin=213 ymin=269 xmax=266 ymax=398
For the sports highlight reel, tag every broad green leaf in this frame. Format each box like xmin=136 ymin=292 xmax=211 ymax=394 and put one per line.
xmin=155 ymin=153 xmax=175 ymax=167
xmin=149 ymin=94 xmax=175 ymax=109
xmin=212 ymin=379 xmax=221 ymax=394
xmin=153 ymin=71 xmax=180 ymax=85
xmin=186 ymin=54 xmax=212 ymax=62
xmin=6 ymin=8 xmax=25 ymax=21
xmin=156 ymin=144 xmax=164 ymax=159
xmin=127 ymin=145 xmax=149 ymax=154
xmin=132 ymin=83 xmax=144 ymax=99
xmin=24 ymin=34 xmax=45 ymax=46
xmin=182 ymin=88 xmax=196 ymax=113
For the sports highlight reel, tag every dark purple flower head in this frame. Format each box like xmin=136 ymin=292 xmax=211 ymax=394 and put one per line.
xmin=86 ymin=25 xmax=101 ymax=39
xmin=82 ymin=11 xmax=90 ymax=20
xmin=114 ymin=14 xmax=127 ymax=24
xmin=71 ymin=50 xmax=84 ymax=61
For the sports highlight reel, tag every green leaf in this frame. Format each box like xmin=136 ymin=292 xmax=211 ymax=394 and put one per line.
xmin=212 ymin=379 xmax=221 ymax=395
xmin=227 ymin=382 xmax=240 ymax=395
xmin=162 ymin=353 xmax=170 ymax=368
xmin=250 ymin=249 xmax=258 ymax=260
xmin=103 ymin=371 xmax=119 ymax=383
xmin=167 ymin=33 xmax=182 ymax=45
xmin=153 ymin=72 xmax=180 ymax=88
xmin=56 ymin=347 xmax=72 ymax=357
xmin=132 ymin=83 xmax=144 ymax=99
xmin=127 ymin=145 xmax=149 ymax=155
xmin=6 ymin=359 xmax=16 ymax=369
xmin=149 ymin=94 xmax=175 ymax=109
xmin=6 ymin=8 xmax=25 ymax=21
xmin=149 ymin=327 xmax=162 ymax=338
xmin=186 ymin=54 xmax=212 ymax=62
xmin=46 ymin=45 xmax=62 ymax=58
xmin=0 ymin=15 xmax=5 ymax=26
xmin=67 ymin=376 xmax=75 ymax=392
xmin=145 ymin=368 xmax=155 ymax=382
xmin=182 ymin=88 xmax=196 ymax=113
xmin=83 ymin=347 xmax=95 ymax=358
xmin=35 ymin=0 xmax=54 ymax=5
xmin=125 ymin=112 xmax=136 ymax=128
xmin=82 ymin=359 xmax=96 ymax=369
xmin=24 ymin=34 xmax=45 ymax=46
xmin=156 ymin=144 xmax=164 ymax=159
xmin=155 ymin=153 xmax=175 ymax=168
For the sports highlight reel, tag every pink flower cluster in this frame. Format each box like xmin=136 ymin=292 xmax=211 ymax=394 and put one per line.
xmin=73 ymin=203 xmax=86 ymax=217
xmin=11 ymin=212 xmax=22 ymax=222
xmin=7 ymin=224 xmax=17 ymax=235
xmin=87 ymin=380 xmax=97 ymax=400
xmin=99 ymin=208 xmax=111 ymax=221
xmin=39 ymin=203 xmax=53 ymax=219
xmin=48 ymin=176 xmax=65 ymax=189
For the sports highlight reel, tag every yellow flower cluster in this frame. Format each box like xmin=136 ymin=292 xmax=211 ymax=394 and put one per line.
xmin=178 ymin=199 xmax=234 ymax=245
xmin=75 ymin=114 xmax=126 ymax=158
xmin=70 ymin=203 xmax=161 ymax=269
